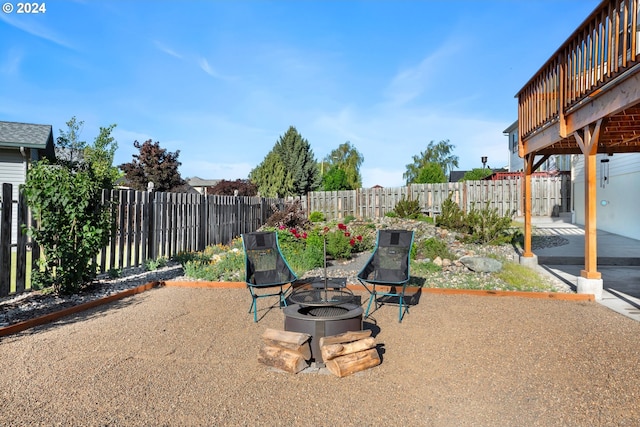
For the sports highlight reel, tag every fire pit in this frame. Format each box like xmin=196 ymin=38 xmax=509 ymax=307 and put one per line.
xmin=284 ymin=277 xmax=363 ymax=366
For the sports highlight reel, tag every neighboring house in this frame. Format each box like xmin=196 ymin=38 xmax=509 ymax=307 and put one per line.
xmin=503 ymin=120 xmax=523 ymax=172
xmin=186 ymin=176 xmax=221 ymax=196
xmin=448 ymin=171 xmax=468 ymax=182
xmin=0 ymin=120 xmax=56 ymax=244
xmin=503 ymin=121 xmax=571 ymax=173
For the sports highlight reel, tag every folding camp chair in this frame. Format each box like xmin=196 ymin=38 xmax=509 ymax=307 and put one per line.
xmin=242 ymin=231 xmax=297 ymax=322
xmin=357 ymin=229 xmax=414 ymax=322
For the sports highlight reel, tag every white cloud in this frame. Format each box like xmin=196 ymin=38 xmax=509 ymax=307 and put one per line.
xmin=384 ymin=40 xmax=462 ymax=107
xmin=0 ymin=14 xmax=74 ymax=49
xmin=153 ymin=40 xmax=183 ymax=59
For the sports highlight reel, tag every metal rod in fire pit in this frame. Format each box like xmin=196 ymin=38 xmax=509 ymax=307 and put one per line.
xmin=323 ymin=237 xmax=328 ymax=301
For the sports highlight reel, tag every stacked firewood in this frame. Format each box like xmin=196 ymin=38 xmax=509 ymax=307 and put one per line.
xmin=258 ymin=328 xmax=312 ymax=374
xmin=319 ymin=330 xmax=380 ymax=378
xmin=257 ymin=328 xmax=381 ymax=377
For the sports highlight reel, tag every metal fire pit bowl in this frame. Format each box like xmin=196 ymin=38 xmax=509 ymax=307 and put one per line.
xmin=289 ymin=279 xmax=355 ymax=307
xmin=284 ymin=302 xmax=363 ymax=366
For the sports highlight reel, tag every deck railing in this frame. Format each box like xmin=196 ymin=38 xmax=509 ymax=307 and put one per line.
xmin=517 ymin=0 xmax=640 ymax=139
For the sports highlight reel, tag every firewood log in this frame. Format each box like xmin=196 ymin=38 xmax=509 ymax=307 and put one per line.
xmin=258 ymin=344 xmax=308 ymax=374
xmin=325 ymin=348 xmax=381 ymax=378
xmin=320 ymin=337 xmax=376 ymax=361
xmin=318 ymin=330 xmax=372 ymax=347
xmin=261 ymin=328 xmax=312 ymax=360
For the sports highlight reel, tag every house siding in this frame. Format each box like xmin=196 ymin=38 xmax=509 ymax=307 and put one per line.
xmin=0 ymin=148 xmax=27 ymax=245
xmin=572 ymin=153 xmax=640 ymax=240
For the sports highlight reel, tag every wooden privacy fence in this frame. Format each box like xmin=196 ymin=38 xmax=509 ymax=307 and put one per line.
xmin=304 ymin=176 xmax=571 ymax=220
xmin=0 ymin=183 xmax=282 ymax=298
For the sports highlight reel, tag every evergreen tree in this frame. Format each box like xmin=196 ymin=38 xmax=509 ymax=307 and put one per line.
xmin=273 ymin=126 xmax=321 ymax=196
xmin=119 ymin=139 xmax=185 ymax=192
xmin=323 ymin=141 xmax=364 ymax=189
xmin=249 ymin=151 xmax=293 ymax=197
xmin=250 ymin=126 xmax=320 ymax=197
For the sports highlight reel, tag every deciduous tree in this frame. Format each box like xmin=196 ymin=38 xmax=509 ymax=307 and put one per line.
xmin=208 ymin=179 xmax=258 ymax=196
xmin=119 ymin=139 xmax=185 ymax=192
xmin=415 ymin=162 xmax=447 ymax=183
xmin=322 ymin=166 xmax=350 ymax=191
xmin=322 ymin=141 xmax=364 ymax=189
xmin=404 ymin=139 xmax=459 ymax=183
xmin=461 ymin=168 xmax=493 ymax=181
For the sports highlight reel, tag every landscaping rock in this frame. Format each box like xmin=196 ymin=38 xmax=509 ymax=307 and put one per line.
xmin=459 ymin=256 xmax=503 ymax=273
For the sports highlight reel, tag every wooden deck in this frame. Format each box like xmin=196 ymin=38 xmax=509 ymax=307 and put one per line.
xmin=516 ymin=0 xmax=640 ymax=291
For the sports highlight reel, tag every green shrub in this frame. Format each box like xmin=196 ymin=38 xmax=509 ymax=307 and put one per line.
xmin=343 ymin=215 xmax=356 ymax=224
xmin=412 ymin=237 xmax=454 ymax=261
xmin=309 ymin=211 xmax=325 ymax=222
xmin=393 ymin=196 xmax=421 ymax=219
xmin=464 ymin=202 xmax=513 ymax=245
xmin=275 ymin=227 xmax=324 ymax=274
xmin=265 ymin=200 xmax=310 ymax=230
xmin=436 ymin=194 xmax=467 ymax=232
xmin=144 ymin=257 xmax=168 ymax=271
xmin=107 ymin=268 xmax=122 ymax=279
xmin=326 ymin=229 xmax=352 ymax=259
xmin=384 ymin=211 xmax=398 ymax=218
xmin=22 ymin=160 xmax=112 ymax=293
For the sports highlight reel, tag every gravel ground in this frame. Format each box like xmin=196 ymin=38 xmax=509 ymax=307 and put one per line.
xmin=1 ymin=286 xmax=639 ymax=426
xmin=0 ymin=219 xmax=571 ymax=328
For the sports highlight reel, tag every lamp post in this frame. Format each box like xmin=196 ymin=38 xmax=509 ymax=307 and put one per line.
xmin=481 ymin=156 xmax=488 ymax=171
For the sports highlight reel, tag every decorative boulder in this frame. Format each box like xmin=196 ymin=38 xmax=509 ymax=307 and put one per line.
xmin=459 ymin=256 xmax=503 ymax=273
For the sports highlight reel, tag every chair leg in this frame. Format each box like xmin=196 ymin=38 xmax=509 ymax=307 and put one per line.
xmin=251 ymin=297 xmax=258 ymax=323
xmin=365 ymin=290 xmax=375 ymax=317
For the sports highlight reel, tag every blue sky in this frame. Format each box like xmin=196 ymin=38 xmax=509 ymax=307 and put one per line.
xmin=1 ymin=0 xmax=600 ymax=187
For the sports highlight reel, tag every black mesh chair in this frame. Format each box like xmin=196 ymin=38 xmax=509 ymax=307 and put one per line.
xmin=357 ymin=229 xmax=414 ymax=322
xmin=242 ymin=231 xmax=297 ymax=322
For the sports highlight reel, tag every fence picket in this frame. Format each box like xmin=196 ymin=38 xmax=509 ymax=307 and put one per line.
xmin=0 ymin=177 xmax=568 ymax=298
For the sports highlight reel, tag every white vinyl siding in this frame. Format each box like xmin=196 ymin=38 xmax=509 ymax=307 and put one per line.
xmin=572 ymin=153 xmax=640 ymax=240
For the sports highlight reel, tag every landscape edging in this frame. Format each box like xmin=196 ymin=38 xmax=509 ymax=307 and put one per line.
xmin=0 ymin=280 xmax=593 ymax=337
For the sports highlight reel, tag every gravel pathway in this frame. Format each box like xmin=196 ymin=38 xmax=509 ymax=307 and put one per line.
xmin=1 ymin=286 xmax=639 ymax=426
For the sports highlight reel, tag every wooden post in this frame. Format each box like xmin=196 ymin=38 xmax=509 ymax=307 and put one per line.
xmin=522 ymin=154 xmax=534 ymax=258
xmin=15 ymin=189 xmax=28 ymax=293
xmin=0 ymin=183 xmax=12 ymax=296
xmin=574 ymin=120 xmax=602 ymax=280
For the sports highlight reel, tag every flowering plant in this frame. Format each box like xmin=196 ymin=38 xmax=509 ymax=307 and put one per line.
xmin=322 ymin=222 xmax=365 ymax=259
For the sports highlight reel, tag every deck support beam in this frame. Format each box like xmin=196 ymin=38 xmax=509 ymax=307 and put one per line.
xmin=573 ymin=119 xmax=603 ymax=299
xmin=519 ymin=154 xmax=539 ymax=268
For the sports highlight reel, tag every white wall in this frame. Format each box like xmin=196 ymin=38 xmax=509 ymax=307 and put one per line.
xmin=572 ymin=153 xmax=640 ymax=240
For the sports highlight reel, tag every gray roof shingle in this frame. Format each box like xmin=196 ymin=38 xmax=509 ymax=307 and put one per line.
xmin=0 ymin=120 xmax=53 ymax=148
